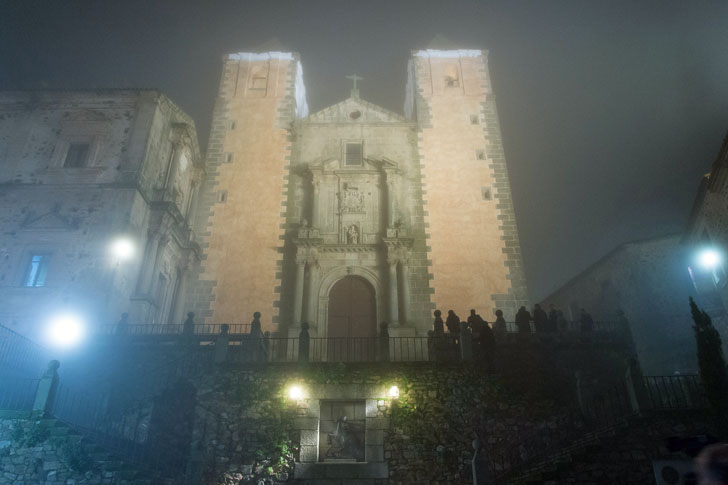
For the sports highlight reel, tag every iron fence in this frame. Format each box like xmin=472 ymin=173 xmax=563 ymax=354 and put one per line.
xmin=0 ymin=324 xmax=49 ymax=377
xmin=643 ymin=375 xmax=708 ymax=410
xmin=0 ymin=377 xmax=39 ymax=411
xmin=95 ymin=322 xmax=251 ymax=336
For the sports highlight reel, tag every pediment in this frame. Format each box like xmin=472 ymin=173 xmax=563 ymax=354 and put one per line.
xmin=304 ymin=97 xmax=406 ymax=124
xmin=20 ymin=211 xmax=78 ymax=231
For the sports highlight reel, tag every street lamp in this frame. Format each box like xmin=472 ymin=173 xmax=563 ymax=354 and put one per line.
xmin=46 ymin=313 xmax=85 ymax=349
xmin=109 ymin=237 xmax=135 ymax=262
xmin=698 ymin=248 xmax=722 ymax=270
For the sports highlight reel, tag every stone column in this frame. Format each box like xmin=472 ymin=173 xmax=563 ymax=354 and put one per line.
xmin=388 ymin=260 xmax=399 ymax=324
xmin=305 ymin=262 xmax=319 ymax=325
xmin=386 ymin=177 xmax=396 ymax=228
xmin=293 ymin=259 xmax=306 ymax=325
xmin=399 ymin=260 xmax=411 ymax=324
xmin=311 ymin=178 xmax=321 ymax=228
xmin=136 ymin=233 xmax=163 ymax=295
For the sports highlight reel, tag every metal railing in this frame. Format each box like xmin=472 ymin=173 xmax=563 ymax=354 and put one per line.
xmin=0 ymin=377 xmax=39 ymax=411
xmin=643 ymin=375 xmax=707 ymax=410
xmin=0 ymin=324 xmax=49 ymax=377
xmin=95 ymin=322 xmax=251 ymax=336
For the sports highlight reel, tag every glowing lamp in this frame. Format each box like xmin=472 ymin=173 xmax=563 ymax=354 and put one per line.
xmin=388 ymin=385 xmax=400 ymax=399
xmin=47 ymin=313 xmax=85 ymax=349
xmin=699 ymin=249 xmax=721 ymax=270
xmin=288 ymin=385 xmax=304 ymax=400
xmin=110 ymin=238 xmax=135 ymax=261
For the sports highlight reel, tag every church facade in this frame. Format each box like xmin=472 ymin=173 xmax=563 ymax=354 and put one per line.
xmin=187 ymin=47 xmax=528 ymax=337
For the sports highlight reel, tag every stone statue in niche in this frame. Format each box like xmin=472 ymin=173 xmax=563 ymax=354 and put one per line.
xmin=340 ymin=187 xmax=364 ymax=213
xmin=346 ymin=224 xmax=359 ymax=244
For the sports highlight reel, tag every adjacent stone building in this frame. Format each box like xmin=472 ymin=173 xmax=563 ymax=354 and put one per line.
xmin=188 ymin=45 xmax=529 ymax=338
xmin=0 ymin=90 xmax=203 ymax=340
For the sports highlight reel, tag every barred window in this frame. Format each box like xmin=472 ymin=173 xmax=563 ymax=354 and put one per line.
xmin=345 ymin=143 xmax=363 ymax=165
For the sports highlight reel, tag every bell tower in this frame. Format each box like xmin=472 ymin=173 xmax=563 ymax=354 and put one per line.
xmin=407 ymin=44 xmax=529 ymax=319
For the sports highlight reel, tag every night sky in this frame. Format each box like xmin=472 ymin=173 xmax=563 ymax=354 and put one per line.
xmin=2 ymin=0 xmax=727 ymax=301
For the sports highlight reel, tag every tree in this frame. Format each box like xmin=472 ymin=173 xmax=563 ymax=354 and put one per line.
xmin=690 ymin=297 xmax=728 ymax=436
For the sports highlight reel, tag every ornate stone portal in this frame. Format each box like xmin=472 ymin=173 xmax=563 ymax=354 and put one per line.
xmin=290 ymin=153 xmax=414 ymax=338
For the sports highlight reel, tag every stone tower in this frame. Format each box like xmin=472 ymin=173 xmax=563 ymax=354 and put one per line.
xmin=406 ymin=47 xmax=529 ymax=319
xmin=188 ymin=50 xmax=308 ymax=330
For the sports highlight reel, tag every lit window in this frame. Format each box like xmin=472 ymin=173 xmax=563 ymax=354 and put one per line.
xmin=345 ymin=142 xmax=363 ymax=165
xmin=64 ymin=143 xmax=90 ymax=168
xmin=24 ymin=254 xmax=49 ymax=287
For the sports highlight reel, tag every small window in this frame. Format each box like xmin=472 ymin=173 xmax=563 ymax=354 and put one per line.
xmin=224 ymin=153 xmax=234 ymax=164
xmin=470 ymin=115 xmax=480 ymax=125
xmin=481 ymin=187 xmax=492 ymax=201
xmin=24 ymin=254 xmax=49 ymax=287
xmin=64 ymin=143 xmax=90 ymax=168
xmin=476 ymin=149 xmax=486 ymax=160
xmin=230 ymin=121 xmax=236 ymax=130
xmin=345 ymin=142 xmax=363 ymax=165
xmin=218 ymin=190 xmax=228 ymax=203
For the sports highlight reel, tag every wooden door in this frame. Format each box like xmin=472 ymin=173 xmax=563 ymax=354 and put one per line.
xmin=327 ymin=276 xmax=376 ymax=360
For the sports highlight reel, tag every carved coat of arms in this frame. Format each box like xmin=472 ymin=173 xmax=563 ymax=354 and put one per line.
xmin=340 ymin=188 xmax=364 ymax=213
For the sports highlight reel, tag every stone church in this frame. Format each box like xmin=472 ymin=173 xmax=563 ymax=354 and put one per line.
xmin=0 ymin=43 xmax=528 ymax=340
xmin=186 ymin=46 xmax=528 ymax=339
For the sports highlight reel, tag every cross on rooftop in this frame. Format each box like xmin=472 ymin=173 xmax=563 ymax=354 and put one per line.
xmin=346 ymin=74 xmax=363 ymax=90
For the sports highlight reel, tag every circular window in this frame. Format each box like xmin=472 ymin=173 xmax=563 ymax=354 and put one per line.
xmin=349 ymin=110 xmax=361 ymax=120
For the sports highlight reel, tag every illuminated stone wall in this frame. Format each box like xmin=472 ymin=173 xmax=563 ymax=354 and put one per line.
xmin=187 ymin=53 xmax=304 ymax=331
xmin=410 ymin=50 xmax=529 ymax=321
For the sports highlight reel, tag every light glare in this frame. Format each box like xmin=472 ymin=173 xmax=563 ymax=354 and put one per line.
xmin=47 ymin=314 xmax=85 ymax=348
xmin=110 ymin=238 xmax=134 ymax=261
xmin=288 ymin=385 xmax=304 ymax=400
xmin=388 ymin=385 xmax=400 ymax=399
xmin=699 ymin=249 xmax=721 ymax=270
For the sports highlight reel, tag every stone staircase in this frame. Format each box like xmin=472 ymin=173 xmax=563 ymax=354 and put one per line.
xmin=0 ymin=416 xmax=173 ymax=485
xmin=500 ymin=413 xmax=708 ymax=484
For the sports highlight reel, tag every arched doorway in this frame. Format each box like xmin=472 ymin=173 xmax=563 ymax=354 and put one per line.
xmin=327 ymin=276 xmax=376 ymax=361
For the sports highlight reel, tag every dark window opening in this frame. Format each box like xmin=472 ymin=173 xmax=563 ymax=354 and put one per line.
xmin=345 ymin=143 xmax=363 ymax=165
xmin=64 ymin=143 xmax=90 ymax=168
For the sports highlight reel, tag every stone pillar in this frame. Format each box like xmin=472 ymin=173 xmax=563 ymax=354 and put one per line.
xmin=136 ymin=233 xmax=163 ymax=295
xmin=388 ymin=261 xmax=399 ymax=324
xmin=399 ymin=261 xmax=411 ymax=324
xmin=214 ymin=324 xmax=230 ymax=364
xmin=33 ymin=360 xmax=60 ymax=416
xmin=311 ymin=178 xmax=320 ymax=228
xmin=386 ymin=177 xmax=396 ymax=227
xmin=625 ymin=357 xmax=651 ymax=413
xmin=305 ymin=262 xmax=319 ymax=325
xmin=293 ymin=260 xmax=306 ymax=325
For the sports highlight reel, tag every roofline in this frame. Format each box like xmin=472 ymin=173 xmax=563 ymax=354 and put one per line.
xmin=542 ymin=232 xmax=684 ymax=301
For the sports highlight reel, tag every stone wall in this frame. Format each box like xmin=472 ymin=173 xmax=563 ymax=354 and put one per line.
xmin=189 ymin=52 xmax=303 ymax=332
xmin=0 ymin=90 xmax=202 ymax=338
xmin=412 ymin=50 xmax=528 ymax=322
xmin=541 ymin=234 xmax=709 ymax=375
xmin=0 ymin=416 xmax=153 ymax=484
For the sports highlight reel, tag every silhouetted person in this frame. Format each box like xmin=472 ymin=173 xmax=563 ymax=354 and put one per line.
xmin=548 ymin=304 xmax=559 ymax=332
xmin=696 ymin=443 xmax=728 ymax=484
xmin=468 ymin=309 xmax=486 ymax=337
xmin=579 ymin=309 xmax=594 ymax=333
xmin=493 ymin=309 xmax=507 ymax=341
xmin=183 ymin=312 xmax=195 ymax=335
xmin=533 ymin=304 xmax=548 ymax=333
xmin=557 ymin=310 xmax=568 ymax=332
xmin=379 ymin=321 xmax=390 ymax=361
xmin=515 ymin=306 xmax=532 ymax=333
xmin=446 ymin=310 xmax=461 ymax=335
xmin=250 ymin=311 xmax=263 ymax=338
xmin=299 ymin=322 xmax=310 ymax=363
xmin=478 ymin=319 xmax=495 ymax=370
xmin=433 ymin=310 xmax=444 ymax=336
xmin=116 ymin=312 xmax=129 ymax=335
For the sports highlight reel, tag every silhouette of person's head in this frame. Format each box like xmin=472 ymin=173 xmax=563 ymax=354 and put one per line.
xmin=470 ymin=309 xmax=476 ymax=316
xmin=448 ymin=310 xmax=455 ymax=316
xmin=696 ymin=443 xmax=728 ymax=484
xmin=495 ymin=310 xmax=503 ymax=317
xmin=254 ymin=311 xmax=261 ymax=319
xmin=434 ymin=310 xmax=441 ymax=317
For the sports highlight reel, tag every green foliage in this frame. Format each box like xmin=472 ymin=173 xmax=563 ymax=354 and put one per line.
xmin=690 ymin=297 xmax=728 ymax=435
xmin=56 ymin=437 xmax=93 ymax=472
